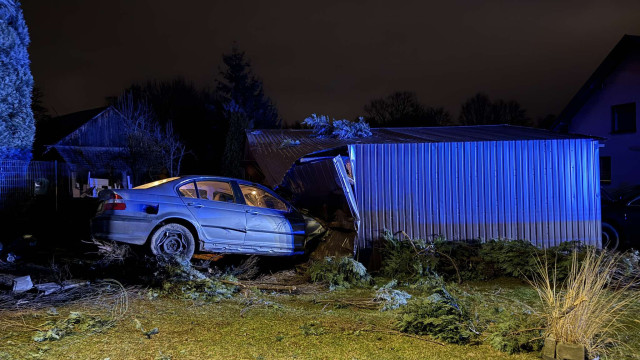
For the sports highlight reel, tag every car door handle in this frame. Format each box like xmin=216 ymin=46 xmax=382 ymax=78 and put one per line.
xmin=247 ymin=210 xmax=259 ymax=215
xmin=187 ymin=202 xmax=203 ymax=208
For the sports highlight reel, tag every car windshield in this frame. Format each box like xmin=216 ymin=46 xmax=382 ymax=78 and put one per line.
xmin=134 ymin=177 xmax=180 ymax=189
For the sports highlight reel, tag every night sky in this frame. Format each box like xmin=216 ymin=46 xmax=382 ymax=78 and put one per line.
xmin=22 ymin=0 xmax=640 ymax=125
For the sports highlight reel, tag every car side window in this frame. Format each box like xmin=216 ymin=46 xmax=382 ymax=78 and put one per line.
xmin=178 ymin=182 xmax=197 ymax=198
xmin=239 ymin=184 xmax=287 ymax=211
xmin=195 ymin=181 xmax=236 ymax=203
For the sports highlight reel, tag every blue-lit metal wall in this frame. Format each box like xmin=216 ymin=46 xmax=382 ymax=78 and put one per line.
xmin=350 ymin=139 xmax=601 ymax=250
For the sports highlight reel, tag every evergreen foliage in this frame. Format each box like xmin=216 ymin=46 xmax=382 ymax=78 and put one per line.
xmin=398 ymin=285 xmax=474 ymax=344
xmin=221 ymin=101 xmax=249 ymax=177
xmin=216 ymin=44 xmax=280 ymax=129
xmin=380 ymin=230 xmax=434 ymax=282
xmin=380 ymin=231 xmax=587 ymax=282
xmin=302 ymin=114 xmax=372 ymax=139
xmin=486 ymin=308 xmax=544 ymax=354
xmin=0 ymin=0 xmax=34 ymax=160
xmin=374 ymin=280 xmax=412 ymax=311
xmin=308 ymin=256 xmax=372 ymax=291
xmin=332 ymin=118 xmax=372 ymax=139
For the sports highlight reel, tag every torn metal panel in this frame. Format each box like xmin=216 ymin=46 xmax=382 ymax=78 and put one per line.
xmin=333 ymin=155 xmax=360 ymax=231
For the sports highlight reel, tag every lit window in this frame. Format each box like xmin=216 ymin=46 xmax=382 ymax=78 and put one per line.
xmin=239 ymin=185 xmax=287 ymax=211
xmin=195 ymin=181 xmax=235 ymax=203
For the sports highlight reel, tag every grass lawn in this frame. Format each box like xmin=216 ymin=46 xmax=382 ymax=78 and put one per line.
xmin=1 ymin=275 xmax=638 ymax=360
xmin=0 ymin=280 xmax=548 ymax=360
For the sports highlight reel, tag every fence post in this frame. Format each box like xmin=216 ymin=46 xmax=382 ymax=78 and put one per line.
xmin=54 ymin=160 xmax=58 ymax=213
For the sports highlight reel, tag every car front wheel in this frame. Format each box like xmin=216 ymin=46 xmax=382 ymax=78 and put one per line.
xmin=150 ymin=223 xmax=195 ymax=260
xmin=601 ymin=222 xmax=620 ymax=251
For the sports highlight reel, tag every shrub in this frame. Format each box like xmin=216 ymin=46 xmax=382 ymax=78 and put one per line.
xmin=308 ymin=256 xmax=372 ymax=291
xmin=398 ymin=285 xmax=474 ymax=344
xmin=380 ymin=231 xmax=590 ymax=282
xmin=529 ymin=248 xmax=640 ymax=358
xmin=380 ymin=230 xmax=433 ymax=281
xmin=478 ymin=239 xmax=539 ymax=278
xmin=486 ymin=308 xmax=544 ymax=354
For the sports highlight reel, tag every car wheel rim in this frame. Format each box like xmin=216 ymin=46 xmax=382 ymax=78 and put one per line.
xmin=157 ymin=230 xmax=187 ymax=256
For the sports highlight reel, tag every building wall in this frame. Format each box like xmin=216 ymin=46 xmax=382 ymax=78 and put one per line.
xmin=568 ymin=50 xmax=640 ymax=190
xmin=350 ymin=139 xmax=601 ymax=251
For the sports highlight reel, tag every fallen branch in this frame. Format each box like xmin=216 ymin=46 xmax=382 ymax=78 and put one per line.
xmin=314 ymin=298 xmax=379 ymax=310
xmin=220 ymin=279 xmax=297 ymax=293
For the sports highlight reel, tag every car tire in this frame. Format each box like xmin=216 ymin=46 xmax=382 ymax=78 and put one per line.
xmin=601 ymin=222 xmax=620 ymax=251
xmin=150 ymin=223 xmax=195 ymax=261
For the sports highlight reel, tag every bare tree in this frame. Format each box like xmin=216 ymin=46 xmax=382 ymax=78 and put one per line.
xmin=161 ymin=121 xmax=186 ymax=177
xmin=363 ymin=91 xmax=451 ymax=127
xmin=116 ymin=92 xmax=187 ymax=183
xmin=459 ymin=93 xmax=530 ymax=126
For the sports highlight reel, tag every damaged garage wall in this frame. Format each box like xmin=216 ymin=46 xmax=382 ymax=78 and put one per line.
xmin=349 ymin=139 xmax=601 ymax=251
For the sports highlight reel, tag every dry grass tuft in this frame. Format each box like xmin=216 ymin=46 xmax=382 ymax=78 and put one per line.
xmin=529 ymin=248 xmax=640 ymax=358
xmin=83 ymin=238 xmax=131 ymax=265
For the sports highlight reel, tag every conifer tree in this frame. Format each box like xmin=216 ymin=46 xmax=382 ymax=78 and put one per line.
xmin=0 ymin=0 xmax=34 ymax=160
xmin=216 ymin=45 xmax=280 ymax=129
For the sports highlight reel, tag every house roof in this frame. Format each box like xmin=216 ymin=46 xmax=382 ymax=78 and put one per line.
xmin=246 ymin=125 xmax=596 ymax=187
xmin=553 ymin=34 xmax=640 ymax=132
xmin=35 ymin=107 xmax=108 ymax=149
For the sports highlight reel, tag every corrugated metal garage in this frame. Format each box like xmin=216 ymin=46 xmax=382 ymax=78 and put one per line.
xmin=350 ymin=139 xmax=600 ymax=250
xmin=245 ymin=125 xmax=602 ymax=252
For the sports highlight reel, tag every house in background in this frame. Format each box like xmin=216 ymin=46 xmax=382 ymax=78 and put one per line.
xmin=553 ymin=34 xmax=640 ymax=190
xmin=35 ymin=106 xmax=131 ymax=197
xmin=245 ymin=126 xmax=602 ymax=261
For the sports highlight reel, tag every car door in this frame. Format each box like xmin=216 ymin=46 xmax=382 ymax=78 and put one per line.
xmin=178 ymin=179 xmax=246 ymax=251
xmin=238 ymin=183 xmax=296 ymax=255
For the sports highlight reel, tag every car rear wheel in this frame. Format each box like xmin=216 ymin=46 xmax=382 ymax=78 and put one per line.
xmin=150 ymin=223 xmax=195 ymax=260
xmin=601 ymin=222 xmax=619 ymax=251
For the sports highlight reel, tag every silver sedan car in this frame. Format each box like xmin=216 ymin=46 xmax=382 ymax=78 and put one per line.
xmin=91 ymin=176 xmax=324 ymax=259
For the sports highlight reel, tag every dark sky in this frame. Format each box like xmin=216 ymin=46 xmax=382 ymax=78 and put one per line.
xmin=21 ymin=0 xmax=640 ymax=124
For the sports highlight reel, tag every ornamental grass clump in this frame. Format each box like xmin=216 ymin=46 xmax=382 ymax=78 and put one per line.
xmin=529 ymin=248 xmax=640 ymax=358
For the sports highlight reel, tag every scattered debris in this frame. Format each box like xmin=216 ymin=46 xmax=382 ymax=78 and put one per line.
xmin=134 ymin=318 xmax=159 ymax=339
xmin=33 ymin=311 xmax=111 ymax=342
xmin=6 ymin=252 xmax=19 ymax=263
xmin=34 ymin=280 xmax=89 ymax=296
xmin=12 ymin=275 xmax=33 ymax=293
xmin=280 ymin=138 xmax=300 ymax=147
xmin=374 ymin=280 xmax=412 ymax=311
